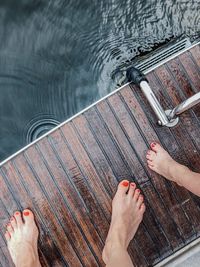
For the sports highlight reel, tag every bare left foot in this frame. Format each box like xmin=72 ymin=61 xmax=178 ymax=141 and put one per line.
xmin=102 ymin=180 xmax=145 ymax=265
xmin=5 ymin=209 xmax=41 ymax=267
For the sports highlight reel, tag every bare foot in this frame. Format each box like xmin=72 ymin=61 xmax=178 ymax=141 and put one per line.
xmin=102 ymin=180 xmax=145 ymax=265
xmin=4 ymin=209 xmax=41 ymax=267
xmin=146 ymin=142 xmax=185 ymax=185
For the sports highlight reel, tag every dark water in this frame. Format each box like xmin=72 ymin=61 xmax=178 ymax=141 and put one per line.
xmin=0 ymin=0 xmax=199 ymax=162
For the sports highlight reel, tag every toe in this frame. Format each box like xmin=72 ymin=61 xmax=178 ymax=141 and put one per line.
xmin=4 ymin=231 xmax=11 ymax=242
xmin=6 ymin=223 xmax=13 ymax=234
xmin=14 ymin=211 xmax=23 ymax=227
xmin=146 ymin=154 xmax=152 ymax=161
xmin=116 ymin=180 xmax=130 ymax=196
xmin=146 ymin=150 xmax=156 ymax=160
xmin=140 ymin=203 xmax=146 ymax=214
xmin=23 ymin=209 xmax=35 ymax=225
xmin=128 ymin=182 xmax=136 ymax=198
xmin=137 ymin=195 xmax=144 ymax=208
xmin=10 ymin=217 xmax=17 ymax=230
xmin=147 ymin=160 xmax=154 ymax=167
xmin=133 ymin=188 xmax=141 ymax=201
xmin=150 ymin=142 xmax=161 ymax=153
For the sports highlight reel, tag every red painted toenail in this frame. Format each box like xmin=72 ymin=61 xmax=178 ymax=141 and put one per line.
xmin=23 ymin=211 xmax=30 ymax=216
xmin=151 ymin=142 xmax=156 ymax=148
xmin=131 ymin=183 xmax=135 ymax=187
xmin=122 ymin=181 xmax=129 ymax=187
xmin=15 ymin=212 xmax=20 ymax=215
xmin=137 ymin=189 xmax=140 ymax=193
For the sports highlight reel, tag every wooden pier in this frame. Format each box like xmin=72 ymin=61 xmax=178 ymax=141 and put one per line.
xmin=0 ymin=43 xmax=200 ymax=267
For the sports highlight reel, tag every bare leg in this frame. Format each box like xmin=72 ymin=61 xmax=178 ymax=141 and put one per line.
xmin=146 ymin=142 xmax=200 ymax=197
xmin=4 ymin=209 xmax=41 ymax=267
xmin=102 ymin=180 xmax=145 ymax=267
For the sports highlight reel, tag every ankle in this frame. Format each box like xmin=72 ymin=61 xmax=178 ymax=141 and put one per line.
xmin=15 ymin=250 xmax=40 ymax=267
xmin=170 ymin=162 xmax=190 ymax=186
xmin=106 ymin=231 xmax=128 ymax=251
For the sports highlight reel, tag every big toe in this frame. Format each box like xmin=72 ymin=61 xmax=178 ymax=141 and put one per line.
xmin=116 ymin=180 xmax=130 ymax=196
xmin=22 ymin=209 xmax=35 ymax=225
xmin=150 ymin=142 xmax=163 ymax=153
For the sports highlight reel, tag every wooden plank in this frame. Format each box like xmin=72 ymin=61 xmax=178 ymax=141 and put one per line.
xmin=49 ymin=129 xmax=109 ymax=241
xmin=0 ymin=246 xmax=12 ymax=267
xmin=61 ymin=123 xmax=112 ymax=217
xmin=190 ymin=45 xmax=200 ymax=68
xmin=179 ymin=50 xmax=200 ymax=92
xmin=72 ymin=115 xmax=117 ymax=196
xmin=37 ymin=137 xmax=104 ymax=266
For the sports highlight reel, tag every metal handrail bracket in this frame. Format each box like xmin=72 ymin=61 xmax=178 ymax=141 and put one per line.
xmin=127 ymin=67 xmax=200 ymax=128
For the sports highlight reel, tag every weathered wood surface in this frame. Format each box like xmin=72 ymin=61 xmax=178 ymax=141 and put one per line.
xmin=0 ymin=44 xmax=200 ymax=267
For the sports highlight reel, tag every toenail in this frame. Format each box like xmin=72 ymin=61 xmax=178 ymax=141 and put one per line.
xmin=151 ymin=142 xmax=156 ymax=147
xmin=131 ymin=183 xmax=135 ymax=187
xmin=23 ymin=211 xmax=30 ymax=216
xmin=137 ymin=189 xmax=140 ymax=193
xmin=122 ymin=181 xmax=129 ymax=187
xmin=15 ymin=212 xmax=20 ymax=215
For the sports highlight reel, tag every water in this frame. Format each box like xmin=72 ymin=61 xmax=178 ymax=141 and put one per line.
xmin=0 ymin=0 xmax=199 ymax=162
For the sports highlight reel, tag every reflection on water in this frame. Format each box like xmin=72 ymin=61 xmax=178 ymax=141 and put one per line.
xmin=0 ymin=0 xmax=199 ymax=161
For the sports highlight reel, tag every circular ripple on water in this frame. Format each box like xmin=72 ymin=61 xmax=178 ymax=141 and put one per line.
xmin=25 ymin=115 xmax=60 ymax=143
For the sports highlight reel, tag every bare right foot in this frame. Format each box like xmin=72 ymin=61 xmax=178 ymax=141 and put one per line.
xmin=146 ymin=142 xmax=188 ymax=185
xmin=102 ymin=180 xmax=145 ymax=265
xmin=5 ymin=209 xmax=41 ymax=267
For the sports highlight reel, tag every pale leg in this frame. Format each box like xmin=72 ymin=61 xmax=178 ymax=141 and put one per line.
xmin=102 ymin=180 xmax=145 ymax=267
